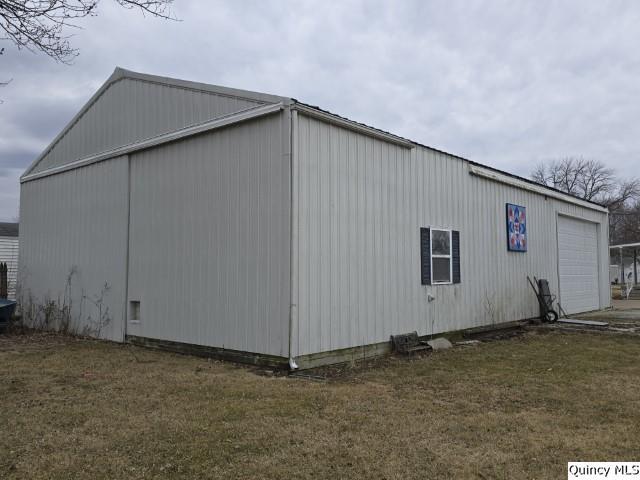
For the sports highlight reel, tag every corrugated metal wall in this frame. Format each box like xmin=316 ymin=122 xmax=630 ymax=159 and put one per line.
xmin=20 ymin=88 xmax=611 ymax=362
xmin=293 ymin=113 xmax=610 ymax=357
xmin=126 ymin=112 xmax=291 ymax=356
xmin=19 ymin=157 xmax=129 ymax=341
xmin=0 ymin=236 xmax=19 ymax=298
xmin=32 ymin=78 xmax=265 ymax=175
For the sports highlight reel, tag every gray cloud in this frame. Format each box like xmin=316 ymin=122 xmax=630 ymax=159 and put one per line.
xmin=0 ymin=151 xmax=35 ymax=170
xmin=1 ymin=0 xmax=639 ymax=221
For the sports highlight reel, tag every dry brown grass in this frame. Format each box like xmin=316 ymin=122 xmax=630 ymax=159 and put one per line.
xmin=1 ymin=330 xmax=640 ymax=479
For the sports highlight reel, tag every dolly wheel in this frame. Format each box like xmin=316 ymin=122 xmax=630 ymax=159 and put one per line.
xmin=545 ymin=310 xmax=559 ymax=323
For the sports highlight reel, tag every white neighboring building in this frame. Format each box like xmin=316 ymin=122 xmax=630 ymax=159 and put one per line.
xmin=0 ymin=223 xmax=19 ymax=299
xmin=610 ymin=243 xmax=639 ymax=284
xmin=610 ymin=262 xmax=639 ymax=284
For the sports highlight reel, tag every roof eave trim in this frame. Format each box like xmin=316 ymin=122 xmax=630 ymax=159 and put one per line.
xmin=292 ymin=103 xmax=415 ymax=149
xmin=21 ymin=102 xmax=284 ymax=183
xmin=468 ymin=164 xmax=609 ymax=213
xmin=610 ymin=242 xmax=640 ymax=249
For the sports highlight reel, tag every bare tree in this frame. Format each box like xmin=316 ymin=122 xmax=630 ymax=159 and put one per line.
xmin=532 ymin=157 xmax=640 ymax=243
xmin=532 ymin=158 xmax=582 ymax=196
xmin=0 ymin=47 xmax=9 ymax=102
xmin=0 ymin=0 xmax=175 ymax=63
xmin=602 ymin=178 xmax=640 ymax=212
xmin=531 ymin=157 xmax=618 ymax=201
xmin=0 ymin=46 xmax=10 ymax=88
xmin=610 ymin=200 xmax=640 ymax=244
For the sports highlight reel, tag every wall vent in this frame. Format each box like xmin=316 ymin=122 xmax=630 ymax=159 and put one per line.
xmin=130 ymin=301 xmax=141 ymax=322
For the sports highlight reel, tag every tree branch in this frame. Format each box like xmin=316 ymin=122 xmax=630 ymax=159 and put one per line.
xmin=532 ymin=157 xmax=640 ymax=243
xmin=0 ymin=0 xmax=175 ymax=63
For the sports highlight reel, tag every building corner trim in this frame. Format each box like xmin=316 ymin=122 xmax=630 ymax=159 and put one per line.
xmin=288 ymin=109 xmax=299 ymax=370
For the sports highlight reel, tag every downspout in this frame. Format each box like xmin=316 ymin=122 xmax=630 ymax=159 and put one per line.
xmin=123 ymin=154 xmax=131 ymax=343
xmin=288 ymin=108 xmax=299 ymax=370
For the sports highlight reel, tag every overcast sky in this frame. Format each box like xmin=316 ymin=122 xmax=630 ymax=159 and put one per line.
xmin=1 ymin=0 xmax=639 ymax=221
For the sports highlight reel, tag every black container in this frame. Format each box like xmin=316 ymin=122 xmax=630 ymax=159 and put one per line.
xmin=0 ymin=299 xmax=16 ymax=333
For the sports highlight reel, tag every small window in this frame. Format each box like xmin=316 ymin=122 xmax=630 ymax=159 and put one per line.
xmin=431 ymin=229 xmax=452 ymax=284
xmin=130 ymin=301 xmax=141 ymax=322
xmin=420 ymin=228 xmax=460 ymax=285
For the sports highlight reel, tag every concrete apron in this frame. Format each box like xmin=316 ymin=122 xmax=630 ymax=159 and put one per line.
xmin=532 ymin=307 xmax=640 ymax=335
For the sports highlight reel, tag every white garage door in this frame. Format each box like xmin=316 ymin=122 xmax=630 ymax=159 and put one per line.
xmin=557 ymin=216 xmax=600 ymax=314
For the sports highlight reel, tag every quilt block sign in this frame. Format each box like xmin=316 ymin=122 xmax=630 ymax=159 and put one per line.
xmin=506 ymin=203 xmax=527 ymax=252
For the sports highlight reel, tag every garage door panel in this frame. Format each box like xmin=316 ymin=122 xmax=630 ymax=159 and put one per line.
xmin=558 ymin=216 xmax=599 ymax=315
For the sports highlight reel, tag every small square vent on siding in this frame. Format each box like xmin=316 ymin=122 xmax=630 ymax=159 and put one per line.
xmin=129 ymin=301 xmax=141 ymax=322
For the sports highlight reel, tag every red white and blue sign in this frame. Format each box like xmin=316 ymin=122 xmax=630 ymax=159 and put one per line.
xmin=506 ymin=203 xmax=527 ymax=252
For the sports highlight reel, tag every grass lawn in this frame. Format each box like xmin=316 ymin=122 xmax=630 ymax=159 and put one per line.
xmin=1 ymin=329 xmax=639 ymax=479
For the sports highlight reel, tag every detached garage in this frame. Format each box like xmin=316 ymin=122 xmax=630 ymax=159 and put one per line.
xmin=19 ymin=68 xmax=610 ymax=369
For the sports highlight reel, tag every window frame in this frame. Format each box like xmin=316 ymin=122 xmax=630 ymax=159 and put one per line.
xmin=430 ymin=228 xmax=453 ymax=285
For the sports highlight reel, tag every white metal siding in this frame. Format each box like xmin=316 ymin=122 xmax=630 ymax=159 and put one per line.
xmin=19 ymin=157 xmax=129 ymax=340
xmin=293 ymin=113 xmax=609 ymax=357
xmin=32 ymin=78 xmax=265 ymax=175
xmin=557 ymin=216 xmax=600 ymax=314
xmin=126 ymin=113 xmax=290 ymax=356
xmin=0 ymin=236 xmax=19 ymax=298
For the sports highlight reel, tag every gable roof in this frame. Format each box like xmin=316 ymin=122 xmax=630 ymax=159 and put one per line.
xmin=23 ymin=67 xmax=290 ymax=178
xmin=23 ymin=68 xmax=607 ymax=213
xmin=0 ymin=223 xmax=19 ymax=237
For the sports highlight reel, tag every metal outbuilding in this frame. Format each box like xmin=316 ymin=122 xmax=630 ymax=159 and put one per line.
xmin=19 ymin=68 xmax=610 ymax=368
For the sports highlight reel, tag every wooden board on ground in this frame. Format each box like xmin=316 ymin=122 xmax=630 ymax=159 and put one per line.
xmin=558 ymin=318 xmax=609 ymax=327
